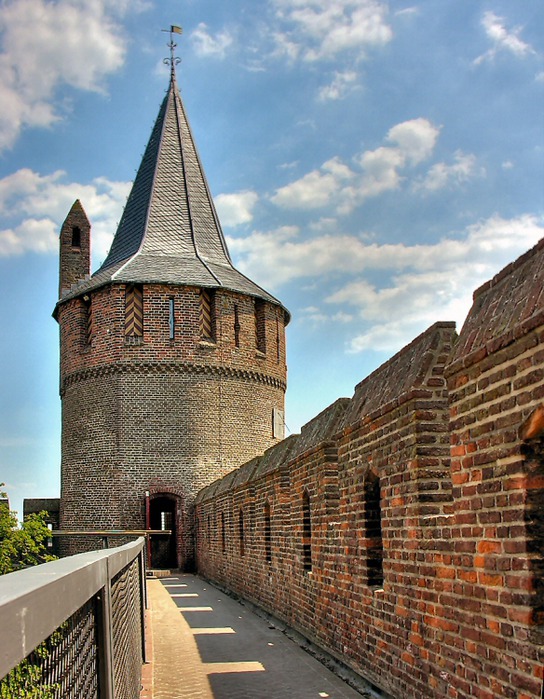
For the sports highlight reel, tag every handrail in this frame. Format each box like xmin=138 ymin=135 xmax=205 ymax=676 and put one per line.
xmin=0 ymin=537 xmax=145 ymax=682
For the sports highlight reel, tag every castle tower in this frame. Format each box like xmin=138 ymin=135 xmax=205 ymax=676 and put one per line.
xmin=54 ymin=57 xmax=289 ymax=569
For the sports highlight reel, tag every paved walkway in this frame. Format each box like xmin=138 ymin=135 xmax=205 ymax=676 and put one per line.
xmin=144 ymin=574 xmax=368 ymax=699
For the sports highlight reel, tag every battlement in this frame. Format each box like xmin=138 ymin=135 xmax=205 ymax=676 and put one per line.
xmin=195 ymin=238 xmax=544 ymax=699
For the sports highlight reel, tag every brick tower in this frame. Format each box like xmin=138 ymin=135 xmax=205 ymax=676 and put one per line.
xmin=55 ymin=59 xmax=289 ymax=569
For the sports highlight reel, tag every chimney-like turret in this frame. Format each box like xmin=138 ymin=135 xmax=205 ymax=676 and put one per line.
xmin=58 ymin=200 xmax=91 ymax=296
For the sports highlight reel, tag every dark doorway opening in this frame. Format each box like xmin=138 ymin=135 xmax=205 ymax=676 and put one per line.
xmin=149 ymin=495 xmax=178 ymax=569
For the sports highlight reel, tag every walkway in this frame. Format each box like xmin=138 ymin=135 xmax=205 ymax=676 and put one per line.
xmin=143 ymin=574 xmax=371 ymax=699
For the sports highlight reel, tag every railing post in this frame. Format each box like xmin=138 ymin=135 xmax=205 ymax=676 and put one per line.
xmin=138 ymin=548 xmax=147 ymax=663
xmin=96 ymin=575 xmax=115 ymax=699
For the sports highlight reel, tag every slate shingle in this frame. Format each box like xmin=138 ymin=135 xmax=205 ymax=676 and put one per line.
xmin=57 ymin=70 xmax=289 ymax=319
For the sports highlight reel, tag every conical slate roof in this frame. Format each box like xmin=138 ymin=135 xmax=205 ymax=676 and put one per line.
xmin=58 ymin=68 xmax=288 ymax=318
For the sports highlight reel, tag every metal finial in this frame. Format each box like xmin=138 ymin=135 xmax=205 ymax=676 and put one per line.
xmin=162 ymin=26 xmax=182 ymax=75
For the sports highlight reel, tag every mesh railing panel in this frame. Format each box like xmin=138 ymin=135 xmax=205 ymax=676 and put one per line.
xmin=111 ymin=558 xmax=143 ymax=699
xmin=0 ymin=541 xmax=145 ymax=699
xmin=0 ymin=599 xmax=98 ymax=699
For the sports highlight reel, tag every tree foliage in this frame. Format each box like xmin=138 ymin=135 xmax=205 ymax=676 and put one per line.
xmin=0 ymin=485 xmax=59 ymax=696
xmin=0 ymin=484 xmax=55 ymax=575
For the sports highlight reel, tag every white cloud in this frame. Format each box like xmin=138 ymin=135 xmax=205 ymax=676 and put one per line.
xmin=0 ymin=0 xmax=138 ymax=150
xmin=229 ymin=214 xmax=544 ymax=353
xmin=318 ymin=70 xmax=359 ymax=101
xmin=190 ymin=23 xmax=234 ymax=58
xmin=0 ymin=169 xmax=130 ymax=262
xmin=271 ymin=157 xmax=355 ymax=210
xmin=386 ymin=118 xmax=439 ymax=165
xmin=474 ymin=11 xmax=536 ymax=65
xmin=272 ymin=0 xmax=392 ymax=62
xmin=415 ymin=151 xmax=481 ymax=192
xmin=215 ymin=190 xmax=259 ymax=227
xmin=271 ymin=118 xmax=440 ymax=214
xmin=394 ymin=7 xmax=419 ymax=19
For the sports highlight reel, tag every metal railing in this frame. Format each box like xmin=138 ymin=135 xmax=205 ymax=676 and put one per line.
xmin=0 ymin=538 xmax=146 ymax=699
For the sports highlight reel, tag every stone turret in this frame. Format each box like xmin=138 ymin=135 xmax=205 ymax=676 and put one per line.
xmin=58 ymin=200 xmax=90 ymax=296
xmin=55 ymin=63 xmax=289 ymax=569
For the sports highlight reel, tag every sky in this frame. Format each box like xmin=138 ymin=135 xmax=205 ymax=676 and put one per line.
xmin=0 ymin=0 xmax=543 ymax=518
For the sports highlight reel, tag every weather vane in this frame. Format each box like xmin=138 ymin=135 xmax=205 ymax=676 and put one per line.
xmin=162 ymin=25 xmax=183 ymax=74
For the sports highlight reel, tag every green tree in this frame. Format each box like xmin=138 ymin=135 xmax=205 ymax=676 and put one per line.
xmin=0 ymin=485 xmax=59 ymax=697
xmin=0 ymin=484 xmax=55 ymax=575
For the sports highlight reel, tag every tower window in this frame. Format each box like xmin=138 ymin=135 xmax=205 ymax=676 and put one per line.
xmin=169 ymin=297 xmax=175 ymax=340
xmin=364 ymin=471 xmax=384 ymax=587
xmin=234 ymin=304 xmax=241 ymax=348
xmin=71 ymin=226 xmax=81 ymax=248
xmin=302 ymin=491 xmax=312 ymax=572
xmin=255 ymin=299 xmax=266 ymax=353
xmin=264 ymin=501 xmax=271 ymax=563
xmin=125 ymin=285 xmax=143 ymax=338
xmin=200 ymin=289 xmax=215 ymax=341
xmin=239 ymin=509 xmax=245 ymax=557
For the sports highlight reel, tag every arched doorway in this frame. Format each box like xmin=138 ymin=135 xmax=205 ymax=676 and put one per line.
xmin=148 ymin=494 xmax=178 ymax=569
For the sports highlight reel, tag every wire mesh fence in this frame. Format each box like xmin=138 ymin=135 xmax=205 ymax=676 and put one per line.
xmin=0 ymin=539 xmax=145 ymax=699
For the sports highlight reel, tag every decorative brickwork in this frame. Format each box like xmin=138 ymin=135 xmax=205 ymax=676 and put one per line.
xmin=195 ymin=239 xmax=544 ymax=699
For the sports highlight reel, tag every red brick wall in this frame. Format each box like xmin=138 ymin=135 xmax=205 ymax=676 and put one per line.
xmin=442 ymin=240 xmax=544 ymax=699
xmin=195 ymin=240 xmax=544 ymax=699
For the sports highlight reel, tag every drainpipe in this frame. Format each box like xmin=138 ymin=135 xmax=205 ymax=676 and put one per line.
xmin=145 ymin=491 xmax=151 ymax=566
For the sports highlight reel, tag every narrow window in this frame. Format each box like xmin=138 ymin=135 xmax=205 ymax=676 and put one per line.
xmin=239 ymin=509 xmax=245 ymax=557
xmin=83 ymin=295 xmax=93 ymax=346
xmin=255 ymin=299 xmax=266 ymax=353
xmin=200 ymin=289 xmax=215 ymax=341
xmin=71 ymin=226 xmax=81 ymax=248
xmin=221 ymin=511 xmax=226 ymax=554
xmin=125 ymin=285 xmax=143 ymax=338
xmin=302 ymin=491 xmax=312 ymax=572
xmin=276 ymin=317 xmax=281 ymax=363
xmin=169 ymin=297 xmax=175 ymax=340
xmin=234 ymin=304 xmax=241 ymax=348
xmin=521 ymin=432 xmax=544 ymax=629
xmin=364 ymin=472 xmax=384 ymax=587
xmin=264 ymin=501 xmax=271 ymax=563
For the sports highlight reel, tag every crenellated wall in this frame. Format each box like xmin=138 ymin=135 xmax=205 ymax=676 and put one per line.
xmin=195 ymin=239 xmax=544 ymax=699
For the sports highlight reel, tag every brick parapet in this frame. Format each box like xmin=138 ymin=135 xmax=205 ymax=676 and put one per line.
xmin=196 ymin=322 xmax=456 ymax=698
xmin=195 ymin=237 xmax=544 ymax=698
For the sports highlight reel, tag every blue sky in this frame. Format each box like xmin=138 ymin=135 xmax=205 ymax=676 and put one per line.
xmin=0 ymin=0 xmax=543 ymax=518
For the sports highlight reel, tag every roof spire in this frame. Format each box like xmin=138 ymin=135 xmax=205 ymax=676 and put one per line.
xmin=162 ymin=26 xmax=183 ymax=79
xmin=55 ymin=35 xmax=289 ymax=322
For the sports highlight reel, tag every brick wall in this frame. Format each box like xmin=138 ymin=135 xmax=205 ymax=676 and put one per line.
xmin=442 ymin=240 xmax=544 ymax=699
xmin=195 ymin=239 xmax=544 ymax=699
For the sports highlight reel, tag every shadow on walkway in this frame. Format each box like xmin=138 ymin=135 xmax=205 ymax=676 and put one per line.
xmin=146 ymin=574 xmax=368 ymax=699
